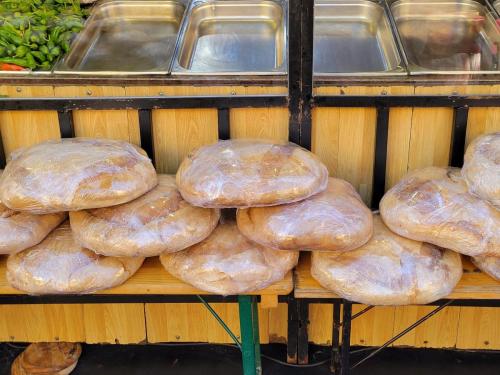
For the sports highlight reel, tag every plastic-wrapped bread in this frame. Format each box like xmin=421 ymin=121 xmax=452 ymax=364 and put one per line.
xmin=380 ymin=167 xmax=500 ymax=257
xmin=160 ymin=221 xmax=299 ymax=295
xmin=12 ymin=342 xmax=82 ymax=375
xmin=311 ymin=215 xmax=463 ymax=305
xmin=0 ymin=138 xmax=157 ymax=214
xmin=176 ymin=139 xmax=328 ymax=208
xmin=462 ymin=132 xmax=499 ymax=207
xmin=70 ymin=175 xmax=220 ymax=257
xmin=237 ymin=178 xmax=373 ymax=251
xmin=7 ymin=223 xmax=144 ymax=295
xmin=471 ymin=256 xmax=500 ymax=281
xmin=0 ymin=169 xmax=66 ymax=254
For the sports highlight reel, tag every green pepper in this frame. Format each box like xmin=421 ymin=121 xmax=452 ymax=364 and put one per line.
xmin=0 ymin=46 xmax=6 ymax=57
xmin=0 ymin=57 xmax=29 ymax=68
xmin=49 ymin=45 xmax=60 ymax=57
xmin=15 ymin=45 xmax=28 ymax=58
xmin=31 ymin=50 xmax=46 ymax=62
xmin=24 ymin=52 xmax=36 ymax=69
xmin=22 ymin=28 xmax=31 ymax=44
xmin=61 ymin=39 xmax=70 ymax=53
xmin=38 ymin=60 xmax=51 ymax=70
xmin=39 ymin=45 xmax=49 ymax=55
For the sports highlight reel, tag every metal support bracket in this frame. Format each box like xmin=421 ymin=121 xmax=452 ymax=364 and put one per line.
xmin=238 ymin=295 xmax=262 ymax=375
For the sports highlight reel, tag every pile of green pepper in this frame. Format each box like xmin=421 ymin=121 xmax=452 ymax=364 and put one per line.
xmin=0 ymin=0 xmax=89 ymax=71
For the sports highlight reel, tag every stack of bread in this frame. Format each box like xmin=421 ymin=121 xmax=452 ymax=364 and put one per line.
xmin=311 ymin=132 xmax=499 ymax=305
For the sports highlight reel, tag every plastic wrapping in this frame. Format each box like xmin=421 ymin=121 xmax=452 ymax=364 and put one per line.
xmin=12 ymin=342 xmax=82 ymax=375
xmin=380 ymin=167 xmax=500 ymax=257
xmin=160 ymin=220 xmax=299 ymax=295
xmin=311 ymin=215 xmax=463 ymax=305
xmin=176 ymin=139 xmax=329 ymax=208
xmin=0 ymin=138 xmax=158 ymax=214
xmin=70 ymin=175 xmax=220 ymax=257
xmin=7 ymin=222 xmax=144 ymax=295
xmin=462 ymin=132 xmax=500 ymax=208
xmin=471 ymin=255 xmax=500 ymax=281
xmin=237 ymin=178 xmax=373 ymax=251
xmin=0 ymin=170 xmax=67 ymax=255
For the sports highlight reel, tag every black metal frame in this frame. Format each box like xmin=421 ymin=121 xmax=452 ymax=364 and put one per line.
xmin=0 ymin=0 xmax=499 ymax=372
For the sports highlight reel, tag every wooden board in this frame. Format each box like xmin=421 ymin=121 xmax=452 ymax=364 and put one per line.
xmin=0 ymin=256 xmax=293 ymax=297
xmin=294 ymin=253 xmax=500 ymax=300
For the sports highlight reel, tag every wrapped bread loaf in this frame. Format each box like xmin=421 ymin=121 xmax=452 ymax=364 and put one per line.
xmin=70 ymin=175 xmax=220 ymax=257
xmin=237 ymin=178 xmax=373 ymax=251
xmin=7 ymin=223 xmax=144 ymax=295
xmin=0 ymin=138 xmax=157 ymax=214
xmin=160 ymin=221 xmax=299 ymax=294
xmin=311 ymin=215 xmax=462 ymax=305
xmin=176 ymin=139 xmax=328 ymax=208
xmin=0 ymin=170 xmax=66 ymax=254
xmin=462 ymin=132 xmax=499 ymax=207
xmin=472 ymin=256 xmax=500 ymax=281
xmin=380 ymin=167 xmax=500 ymax=257
xmin=12 ymin=342 xmax=81 ymax=375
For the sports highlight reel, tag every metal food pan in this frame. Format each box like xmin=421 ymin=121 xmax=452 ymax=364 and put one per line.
xmin=390 ymin=0 xmax=500 ymax=75
xmin=314 ymin=0 xmax=405 ymax=76
xmin=172 ymin=0 xmax=287 ymax=75
xmin=54 ymin=0 xmax=187 ymax=75
xmin=493 ymin=0 xmax=500 ymax=14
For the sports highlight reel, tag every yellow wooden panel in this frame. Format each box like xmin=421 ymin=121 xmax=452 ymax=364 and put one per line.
xmin=0 ymin=86 xmax=60 ymax=158
xmin=308 ymin=304 xmax=333 ymax=345
xmin=457 ymin=307 xmax=500 ymax=349
xmin=54 ymin=86 xmax=137 ymax=144
xmin=83 ymin=304 xmax=146 ymax=344
xmin=351 ymin=306 xmax=396 ymax=346
xmin=392 ymin=306 xmax=460 ymax=348
xmin=230 ymin=107 xmax=289 ymax=141
xmin=0 ymin=304 xmax=84 ymax=342
xmin=268 ymin=303 xmax=288 ymax=344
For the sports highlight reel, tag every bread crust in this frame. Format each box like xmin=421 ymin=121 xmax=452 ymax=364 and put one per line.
xmin=237 ymin=178 xmax=373 ymax=251
xmin=311 ymin=215 xmax=463 ymax=305
xmin=176 ymin=139 xmax=328 ymax=208
xmin=70 ymin=175 xmax=220 ymax=257
xmin=0 ymin=138 xmax=157 ymax=213
xmin=7 ymin=223 xmax=144 ymax=294
xmin=160 ymin=221 xmax=299 ymax=295
xmin=471 ymin=255 xmax=500 ymax=281
xmin=380 ymin=167 xmax=500 ymax=257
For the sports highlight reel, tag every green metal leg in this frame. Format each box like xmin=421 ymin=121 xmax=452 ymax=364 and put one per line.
xmin=238 ymin=295 xmax=262 ymax=375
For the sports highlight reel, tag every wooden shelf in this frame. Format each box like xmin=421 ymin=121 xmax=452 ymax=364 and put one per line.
xmin=294 ymin=253 xmax=500 ymax=300
xmin=0 ymin=256 xmax=293 ymax=297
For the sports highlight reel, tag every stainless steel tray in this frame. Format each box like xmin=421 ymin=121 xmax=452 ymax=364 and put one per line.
xmin=493 ymin=0 xmax=500 ymax=14
xmin=390 ymin=0 xmax=500 ymax=75
xmin=54 ymin=0 xmax=187 ymax=75
xmin=314 ymin=0 xmax=405 ymax=76
xmin=171 ymin=0 xmax=287 ymax=75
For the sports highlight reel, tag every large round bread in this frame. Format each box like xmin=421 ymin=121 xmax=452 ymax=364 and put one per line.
xmin=160 ymin=221 xmax=299 ymax=294
xmin=0 ymin=138 xmax=158 ymax=213
xmin=462 ymin=132 xmax=499 ymax=207
xmin=380 ymin=167 xmax=500 ymax=257
xmin=7 ymin=223 xmax=144 ymax=294
xmin=176 ymin=139 xmax=329 ymax=208
xmin=311 ymin=215 xmax=463 ymax=305
xmin=471 ymin=255 xmax=500 ymax=281
xmin=237 ymin=178 xmax=373 ymax=251
xmin=12 ymin=342 xmax=82 ymax=375
xmin=70 ymin=175 xmax=220 ymax=257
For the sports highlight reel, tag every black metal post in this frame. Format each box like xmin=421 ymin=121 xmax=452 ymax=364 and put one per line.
xmin=298 ymin=300 xmax=309 ymax=364
xmin=287 ymin=296 xmax=299 ymax=364
xmin=300 ymin=0 xmax=314 ymax=150
xmin=138 ymin=109 xmax=154 ymax=165
xmin=288 ymin=0 xmax=303 ymax=145
xmin=371 ymin=106 xmax=389 ymax=209
xmin=57 ymin=110 xmax=75 ymax=138
xmin=331 ymin=301 xmax=341 ymax=373
xmin=340 ymin=301 xmax=352 ymax=375
xmin=217 ymin=108 xmax=231 ymax=140
xmin=450 ymin=106 xmax=469 ymax=167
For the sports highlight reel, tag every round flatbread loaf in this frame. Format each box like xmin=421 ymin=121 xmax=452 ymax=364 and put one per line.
xmin=471 ymin=255 xmax=500 ymax=281
xmin=380 ymin=167 xmax=500 ymax=257
xmin=311 ymin=215 xmax=463 ymax=305
xmin=237 ymin=178 xmax=373 ymax=251
xmin=70 ymin=175 xmax=220 ymax=257
xmin=462 ymin=132 xmax=499 ymax=207
xmin=160 ymin=221 xmax=299 ymax=294
xmin=176 ymin=139 xmax=328 ymax=208
xmin=7 ymin=223 xmax=144 ymax=294
xmin=0 ymin=138 xmax=157 ymax=214
xmin=12 ymin=342 xmax=81 ymax=375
